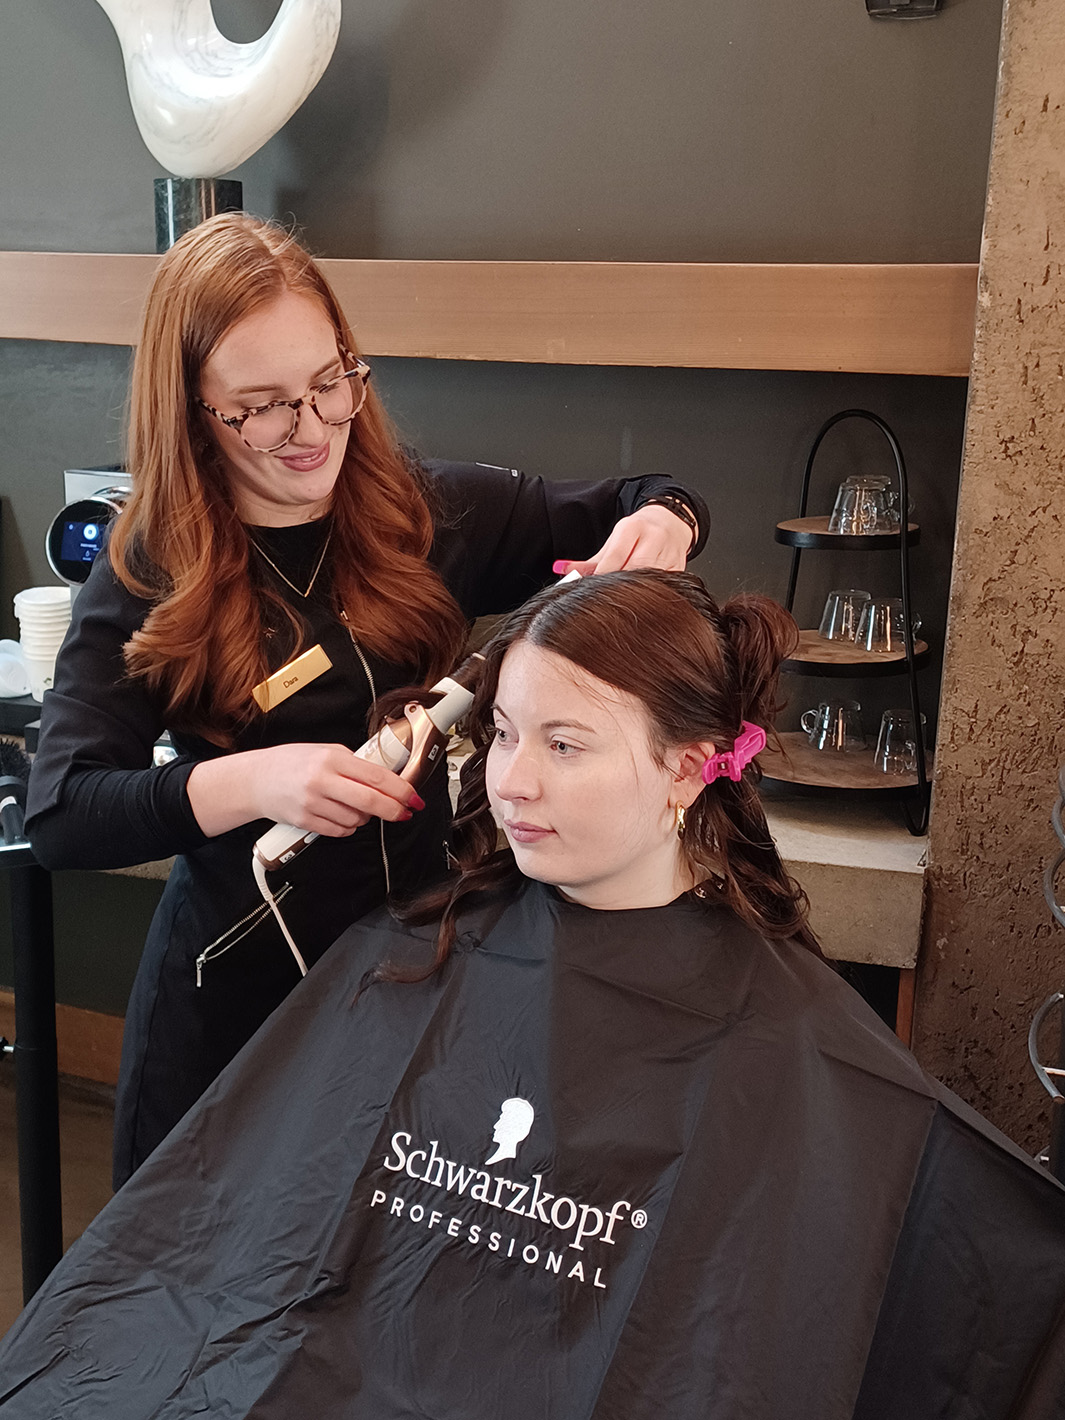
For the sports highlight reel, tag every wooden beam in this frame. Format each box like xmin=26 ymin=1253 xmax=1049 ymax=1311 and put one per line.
xmin=0 ymin=253 xmax=158 ymax=349
xmin=0 ymin=252 xmax=977 ymax=376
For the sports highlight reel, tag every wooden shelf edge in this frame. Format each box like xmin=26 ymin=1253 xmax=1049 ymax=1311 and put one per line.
xmin=760 ymin=732 xmax=932 ymax=792
xmin=0 ymin=253 xmax=977 ymax=375
xmin=775 ymin=516 xmax=921 ymax=551
xmin=782 ymin=631 xmax=931 ymax=676
xmin=781 ymin=654 xmax=931 ymax=678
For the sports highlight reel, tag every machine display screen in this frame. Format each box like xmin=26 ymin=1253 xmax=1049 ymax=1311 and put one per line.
xmin=59 ymin=519 xmax=105 ymax=565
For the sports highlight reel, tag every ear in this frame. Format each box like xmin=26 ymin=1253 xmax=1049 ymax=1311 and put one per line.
xmin=667 ymin=741 xmax=716 ymax=810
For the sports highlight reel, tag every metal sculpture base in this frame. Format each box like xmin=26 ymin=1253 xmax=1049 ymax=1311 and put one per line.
xmin=154 ymin=178 xmax=244 ymax=253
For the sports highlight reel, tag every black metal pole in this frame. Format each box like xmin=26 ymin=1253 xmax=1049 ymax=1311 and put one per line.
xmin=7 ymin=849 xmax=63 ymax=1301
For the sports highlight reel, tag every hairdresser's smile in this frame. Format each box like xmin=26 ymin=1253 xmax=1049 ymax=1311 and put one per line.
xmin=278 ymin=440 xmax=332 ymax=473
xmin=198 ymin=289 xmax=353 ymax=526
xmin=486 ymin=641 xmax=692 ymax=911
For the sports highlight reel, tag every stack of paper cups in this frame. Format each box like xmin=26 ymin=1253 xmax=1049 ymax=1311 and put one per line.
xmin=13 ymin=586 xmax=72 ymax=701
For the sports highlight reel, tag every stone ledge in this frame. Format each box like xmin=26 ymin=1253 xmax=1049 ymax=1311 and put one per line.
xmin=765 ymin=796 xmax=927 ymax=967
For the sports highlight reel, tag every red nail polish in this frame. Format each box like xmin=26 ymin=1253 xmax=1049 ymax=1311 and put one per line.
xmin=398 ymin=809 xmax=413 ymax=822
xmin=410 ymin=793 xmax=426 ymax=811
xmin=552 ymin=560 xmax=569 ymax=574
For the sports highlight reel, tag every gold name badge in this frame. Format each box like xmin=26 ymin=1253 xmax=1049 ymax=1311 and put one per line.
xmin=252 ymin=644 xmax=333 ymax=713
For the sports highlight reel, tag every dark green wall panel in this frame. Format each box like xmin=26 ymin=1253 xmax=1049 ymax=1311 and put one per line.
xmin=0 ymin=0 xmax=1003 ymax=261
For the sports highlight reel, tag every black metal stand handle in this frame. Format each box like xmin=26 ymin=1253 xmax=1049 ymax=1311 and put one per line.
xmin=3 ymin=844 xmax=63 ymax=1302
xmin=785 ymin=408 xmax=930 ymax=835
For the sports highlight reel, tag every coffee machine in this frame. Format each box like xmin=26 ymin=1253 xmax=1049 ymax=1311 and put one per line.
xmin=46 ymin=466 xmax=132 ymax=588
xmin=37 ymin=466 xmax=176 ymax=763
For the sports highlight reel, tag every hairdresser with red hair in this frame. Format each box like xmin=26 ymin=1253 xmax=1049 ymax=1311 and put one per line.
xmin=25 ymin=214 xmax=707 ymax=1186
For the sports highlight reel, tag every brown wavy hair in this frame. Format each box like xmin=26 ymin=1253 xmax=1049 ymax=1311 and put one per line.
xmin=109 ymin=213 xmax=467 ymax=744
xmin=397 ymin=569 xmax=819 ymax=977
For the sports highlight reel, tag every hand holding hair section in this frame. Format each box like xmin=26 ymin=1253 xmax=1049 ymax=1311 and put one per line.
xmin=93 ymin=0 xmax=342 ymax=177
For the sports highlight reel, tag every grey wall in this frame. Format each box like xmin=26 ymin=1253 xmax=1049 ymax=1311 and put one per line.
xmin=0 ymin=0 xmax=1001 ymax=1013
xmin=0 ymin=0 xmax=1003 ymax=260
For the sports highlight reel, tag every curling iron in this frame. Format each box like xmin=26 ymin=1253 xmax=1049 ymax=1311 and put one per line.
xmin=251 ymin=651 xmax=486 ymax=976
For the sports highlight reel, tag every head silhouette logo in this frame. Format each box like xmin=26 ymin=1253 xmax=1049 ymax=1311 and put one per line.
xmin=485 ymin=1097 xmax=535 ymax=1165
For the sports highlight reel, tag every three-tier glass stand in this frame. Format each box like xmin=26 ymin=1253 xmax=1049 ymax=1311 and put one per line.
xmin=761 ymin=409 xmax=931 ymax=836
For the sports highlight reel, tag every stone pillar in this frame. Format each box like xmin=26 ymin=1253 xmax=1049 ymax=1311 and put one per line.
xmin=912 ymin=0 xmax=1065 ymax=1149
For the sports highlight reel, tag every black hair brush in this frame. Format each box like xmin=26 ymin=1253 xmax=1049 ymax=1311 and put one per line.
xmin=0 ymin=737 xmax=32 ymax=845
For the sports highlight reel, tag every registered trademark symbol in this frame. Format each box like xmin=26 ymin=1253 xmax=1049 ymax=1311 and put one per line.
xmin=630 ymin=1209 xmax=648 ymax=1229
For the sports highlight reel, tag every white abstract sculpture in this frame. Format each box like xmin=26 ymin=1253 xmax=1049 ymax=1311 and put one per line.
xmin=94 ymin=0 xmax=342 ymax=178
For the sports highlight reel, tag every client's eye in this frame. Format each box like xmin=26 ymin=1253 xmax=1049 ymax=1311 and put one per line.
xmin=551 ymin=738 xmax=576 ymax=756
xmin=492 ymin=724 xmax=511 ymax=744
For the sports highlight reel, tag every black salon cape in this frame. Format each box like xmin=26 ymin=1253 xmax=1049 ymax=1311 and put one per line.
xmin=3 ymin=883 xmax=1065 ymax=1419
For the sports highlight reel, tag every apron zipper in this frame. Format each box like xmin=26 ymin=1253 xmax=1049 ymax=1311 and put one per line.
xmin=195 ymin=881 xmax=294 ymax=987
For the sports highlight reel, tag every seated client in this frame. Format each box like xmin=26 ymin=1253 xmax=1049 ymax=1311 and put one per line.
xmin=2 ymin=571 xmax=1065 ymax=1420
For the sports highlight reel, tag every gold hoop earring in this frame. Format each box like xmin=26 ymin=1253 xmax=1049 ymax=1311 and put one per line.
xmin=675 ymin=803 xmax=686 ymax=839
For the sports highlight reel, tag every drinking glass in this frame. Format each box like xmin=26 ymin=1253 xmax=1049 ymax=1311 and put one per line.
xmin=800 ymin=700 xmax=866 ymax=752
xmin=827 ymin=476 xmax=900 ymax=535
xmin=817 ymin=589 xmax=870 ymax=642
xmin=855 ymin=597 xmax=921 ymax=654
xmin=874 ymin=709 xmax=927 ymax=774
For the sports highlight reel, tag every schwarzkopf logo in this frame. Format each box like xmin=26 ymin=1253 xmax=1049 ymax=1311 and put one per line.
xmin=374 ymin=1096 xmax=648 ymax=1259
xmin=485 ymin=1097 xmax=534 ymax=1165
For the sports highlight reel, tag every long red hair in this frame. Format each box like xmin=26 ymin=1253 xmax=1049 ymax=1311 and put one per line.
xmin=109 ymin=213 xmax=466 ymax=744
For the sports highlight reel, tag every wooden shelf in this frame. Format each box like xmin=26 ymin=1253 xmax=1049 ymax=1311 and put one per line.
xmin=775 ymin=516 xmax=920 ymax=551
xmin=0 ymin=253 xmax=977 ymax=374
xmin=759 ymin=731 xmax=931 ymax=794
xmin=782 ymin=629 xmax=931 ymax=677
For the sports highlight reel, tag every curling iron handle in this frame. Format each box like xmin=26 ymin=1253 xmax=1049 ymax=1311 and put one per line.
xmin=254 ymin=820 xmax=319 ymax=873
xmin=253 ymin=721 xmax=414 ymax=872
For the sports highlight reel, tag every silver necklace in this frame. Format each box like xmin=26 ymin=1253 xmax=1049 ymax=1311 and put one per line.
xmin=339 ymin=607 xmax=392 ymax=896
xmin=247 ymin=524 xmax=333 ymax=599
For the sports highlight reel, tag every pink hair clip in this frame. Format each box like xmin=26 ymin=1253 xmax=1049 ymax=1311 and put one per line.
xmin=702 ymin=721 xmax=767 ymax=784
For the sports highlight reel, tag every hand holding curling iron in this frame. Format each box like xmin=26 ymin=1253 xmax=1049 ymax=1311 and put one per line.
xmin=185 ymin=737 xmax=419 ymax=842
xmin=253 ymin=652 xmax=486 ymax=875
xmin=246 ymin=742 xmax=424 ymax=840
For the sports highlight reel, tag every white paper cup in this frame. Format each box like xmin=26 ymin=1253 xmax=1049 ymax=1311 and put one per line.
xmin=23 ymin=651 xmax=57 ymax=702
xmin=16 ymin=624 xmax=67 ymax=641
xmin=15 ymin=587 xmax=70 ymax=640
xmin=15 ymin=588 xmax=71 ymax=653
xmin=18 ymin=624 xmax=67 ymax=647
xmin=20 ymin=637 xmax=68 ymax=659
xmin=13 ymin=586 xmax=71 ymax=611
xmin=15 ymin=606 xmax=70 ymax=622
xmin=15 ymin=606 xmax=70 ymax=621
